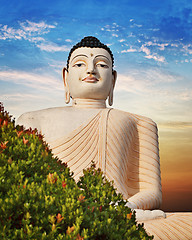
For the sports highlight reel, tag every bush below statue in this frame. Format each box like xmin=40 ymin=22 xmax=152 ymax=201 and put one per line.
xmin=0 ymin=102 xmax=153 ymax=239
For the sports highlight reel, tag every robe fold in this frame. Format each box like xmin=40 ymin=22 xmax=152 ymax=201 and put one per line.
xmin=49 ymin=109 xmax=192 ymax=240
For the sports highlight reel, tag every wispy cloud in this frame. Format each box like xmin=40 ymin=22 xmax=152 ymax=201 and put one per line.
xmin=182 ymin=44 xmax=192 ymax=55
xmin=145 ymin=41 xmax=169 ymax=51
xmin=145 ymin=54 xmax=165 ymax=62
xmin=0 ymin=70 xmax=63 ymax=92
xmin=0 ymin=20 xmax=56 ymax=41
xmin=119 ymin=39 xmax=125 ymax=42
xmin=37 ymin=42 xmax=70 ymax=52
xmin=48 ymin=60 xmax=66 ymax=72
xmin=131 ymin=23 xmax=142 ymax=28
xmin=115 ymin=68 xmax=186 ymax=97
xmin=0 ymin=20 xmax=70 ymax=53
xmin=65 ymin=39 xmax=72 ymax=43
xmin=140 ymin=44 xmax=165 ymax=62
xmin=121 ymin=48 xmax=137 ymax=53
xmin=100 ymin=24 xmax=121 ymax=37
xmin=19 ymin=20 xmax=56 ymax=34
xmin=120 ymin=43 xmax=166 ymax=62
xmin=99 ymin=15 xmax=192 ymax=63
xmin=0 ymin=93 xmax=48 ymax=102
xmin=158 ymin=121 xmax=192 ymax=129
xmin=140 ymin=45 xmax=151 ymax=55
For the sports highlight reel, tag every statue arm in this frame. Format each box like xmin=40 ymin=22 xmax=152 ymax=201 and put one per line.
xmin=128 ymin=117 xmax=162 ymax=210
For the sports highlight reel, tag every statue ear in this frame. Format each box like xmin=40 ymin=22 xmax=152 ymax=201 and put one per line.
xmin=112 ymin=70 xmax=117 ymax=89
xmin=62 ymin=67 xmax=70 ymax=104
xmin=108 ymin=70 xmax=117 ymax=106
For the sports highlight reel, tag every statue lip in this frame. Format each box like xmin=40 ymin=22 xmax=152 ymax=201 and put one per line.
xmin=82 ymin=76 xmax=99 ymax=83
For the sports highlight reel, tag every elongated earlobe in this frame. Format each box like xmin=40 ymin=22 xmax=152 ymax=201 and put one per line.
xmin=108 ymin=88 xmax=113 ymax=106
xmin=63 ymin=67 xmax=70 ymax=104
xmin=108 ymin=70 xmax=117 ymax=106
xmin=65 ymin=90 xmax=70 ymax=104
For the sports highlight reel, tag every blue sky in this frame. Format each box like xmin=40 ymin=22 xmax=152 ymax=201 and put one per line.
xmin=0 ymin=0 xmax=191 ymax=124
xmin=0 ymin=0 xmax=192 ymax=211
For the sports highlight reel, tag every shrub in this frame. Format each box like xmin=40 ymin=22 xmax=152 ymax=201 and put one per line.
xmin=0 ymin=102 xmax=153 ymax=239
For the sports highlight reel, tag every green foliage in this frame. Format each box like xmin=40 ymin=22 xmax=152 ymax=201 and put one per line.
xmin=0 ymin=102 xmax=153 ymax=239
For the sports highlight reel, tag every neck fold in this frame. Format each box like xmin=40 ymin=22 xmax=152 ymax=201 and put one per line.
xmin=72 ymin=98 xmax=106 ymax=109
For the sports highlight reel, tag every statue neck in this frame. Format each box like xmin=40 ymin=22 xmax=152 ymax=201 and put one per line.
xmin=72 ymin=98 xmax=106 ymax=109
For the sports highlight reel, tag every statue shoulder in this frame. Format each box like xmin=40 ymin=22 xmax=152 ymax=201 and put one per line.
xmin=17 ymin=106 xmax=69 ymax=130
xmin=17 ymin=109 xmax=43 ymax=130
xmin=110 ymin=109 xmax=157 ymax=129
xmin=132 ymin=112 xmax=157 ymax=130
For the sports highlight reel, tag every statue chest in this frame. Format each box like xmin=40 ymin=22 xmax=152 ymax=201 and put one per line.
xmin=46 ymin=109 xmax=139 ymax=198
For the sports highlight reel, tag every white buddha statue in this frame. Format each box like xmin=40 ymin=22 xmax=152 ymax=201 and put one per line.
xmin=17 ymin=37 xmax=192 ymax=239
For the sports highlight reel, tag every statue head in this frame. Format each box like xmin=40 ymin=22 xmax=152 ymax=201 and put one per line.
xmin=63 ymin=36 xmax=117 ymax=106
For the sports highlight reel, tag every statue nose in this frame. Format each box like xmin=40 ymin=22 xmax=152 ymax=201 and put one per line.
xmin=87 ymin=62 xmax=95 ymax=74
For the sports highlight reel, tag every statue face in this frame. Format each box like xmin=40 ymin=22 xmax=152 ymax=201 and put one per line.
xmin=65 ymin=47 xmax=116 ymax=100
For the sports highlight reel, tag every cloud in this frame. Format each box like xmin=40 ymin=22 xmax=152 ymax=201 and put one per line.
xmin=0 ymin=70 xmax=63 ymax=92
xmin=28 ymin=37 xmax=45 ymax=43
xmin=140 ymin=45 xmax=151 ymax=55
xmin=149 ymin=28 xmax=159 ymax=32
xmin=119 ymin=39 xmax=125 ymax=42
xmin=176 ymin=89 xmax=192 ymax=101
xmin=48 ymin=60 xmax=66 ymax=72
xmin=37 ymin=42 xmax=70 ymax=52
xmin=100 ymin=24 xmax=120 ymax=36
xmin=115 ymin=74 xmax=141 ymax=94
xmin=0 ymin=93 xmax=48 ymax=102
xmin=19 ymin=20 xmax=56 ymax=34
xmin=140 ymin=44 xmax=165 ymax=62
xmin=145 ymin=54 xmax=165 ymax=62
xmin=115 ymin=70 xmax=192 ymax=110
xmin=132 ymin=24 xmax=142 ymax=28
xmin=101 ymin=12 xmax=191 ymax=63
xmin=171 ymin=43 xmax=179 ymax=48
xmin=65 ymin=39 xmax=72 ymax=42
xmin=0 ymin=20 xmax=74 ymax=53
xmin=158 ymin=43 xmax=169 ymax=51
xmin=0 ymin=20 xmax=56 ymax=42
xmin=121 ymin=48 xmax=137 ymax=53
xmin=112 ymin=34 xmax=118 ymax=37
xmin=158 ymin=121 xmax=192 ymax=129
xmin=128 ymin=33 xmax=135 ymax=38
xmin=145 ymin=41 xmax=169 ymax=51
xmin=138 ymin=39 xmax=192 ymax=63
xmin=115 ymin=68 xmax=181 ymax=95
xmin=182 ymin=44 xmax=192 ymax=55
xmin=112 ymin=23 xmax=119 ymax=27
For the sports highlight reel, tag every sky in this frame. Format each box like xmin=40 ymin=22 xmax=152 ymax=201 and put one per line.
xmin=0 ymin=0 xmax=192 ymax=211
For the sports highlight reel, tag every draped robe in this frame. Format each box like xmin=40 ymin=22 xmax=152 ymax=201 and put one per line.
xmin=48 ymin=108 xmax=192 ymax=240
xmin=49 ymin=108 xmax=161 ymax=207
xmin=18 ymin=106 xmax=192 ymax=240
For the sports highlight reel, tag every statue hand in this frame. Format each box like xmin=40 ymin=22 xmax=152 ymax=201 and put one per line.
xmin=135 ymin=209 xmax=166 ymax=222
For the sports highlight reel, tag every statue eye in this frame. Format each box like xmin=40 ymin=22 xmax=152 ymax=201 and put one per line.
xmin=73 ymin=62 xmax=86 ymax=68
xmin=76 ymin=63 xmax=84 ymax=67
xmin=96 ymin=63 xmax=109 ymax=68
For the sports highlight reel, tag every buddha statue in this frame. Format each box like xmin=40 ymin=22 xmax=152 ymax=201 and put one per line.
xmin=17 ymin=36 xmax=192 ymax=239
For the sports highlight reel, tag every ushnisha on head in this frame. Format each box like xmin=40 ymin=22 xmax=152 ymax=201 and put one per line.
xmin=63 ymin=36 xmax=117 ymax=106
